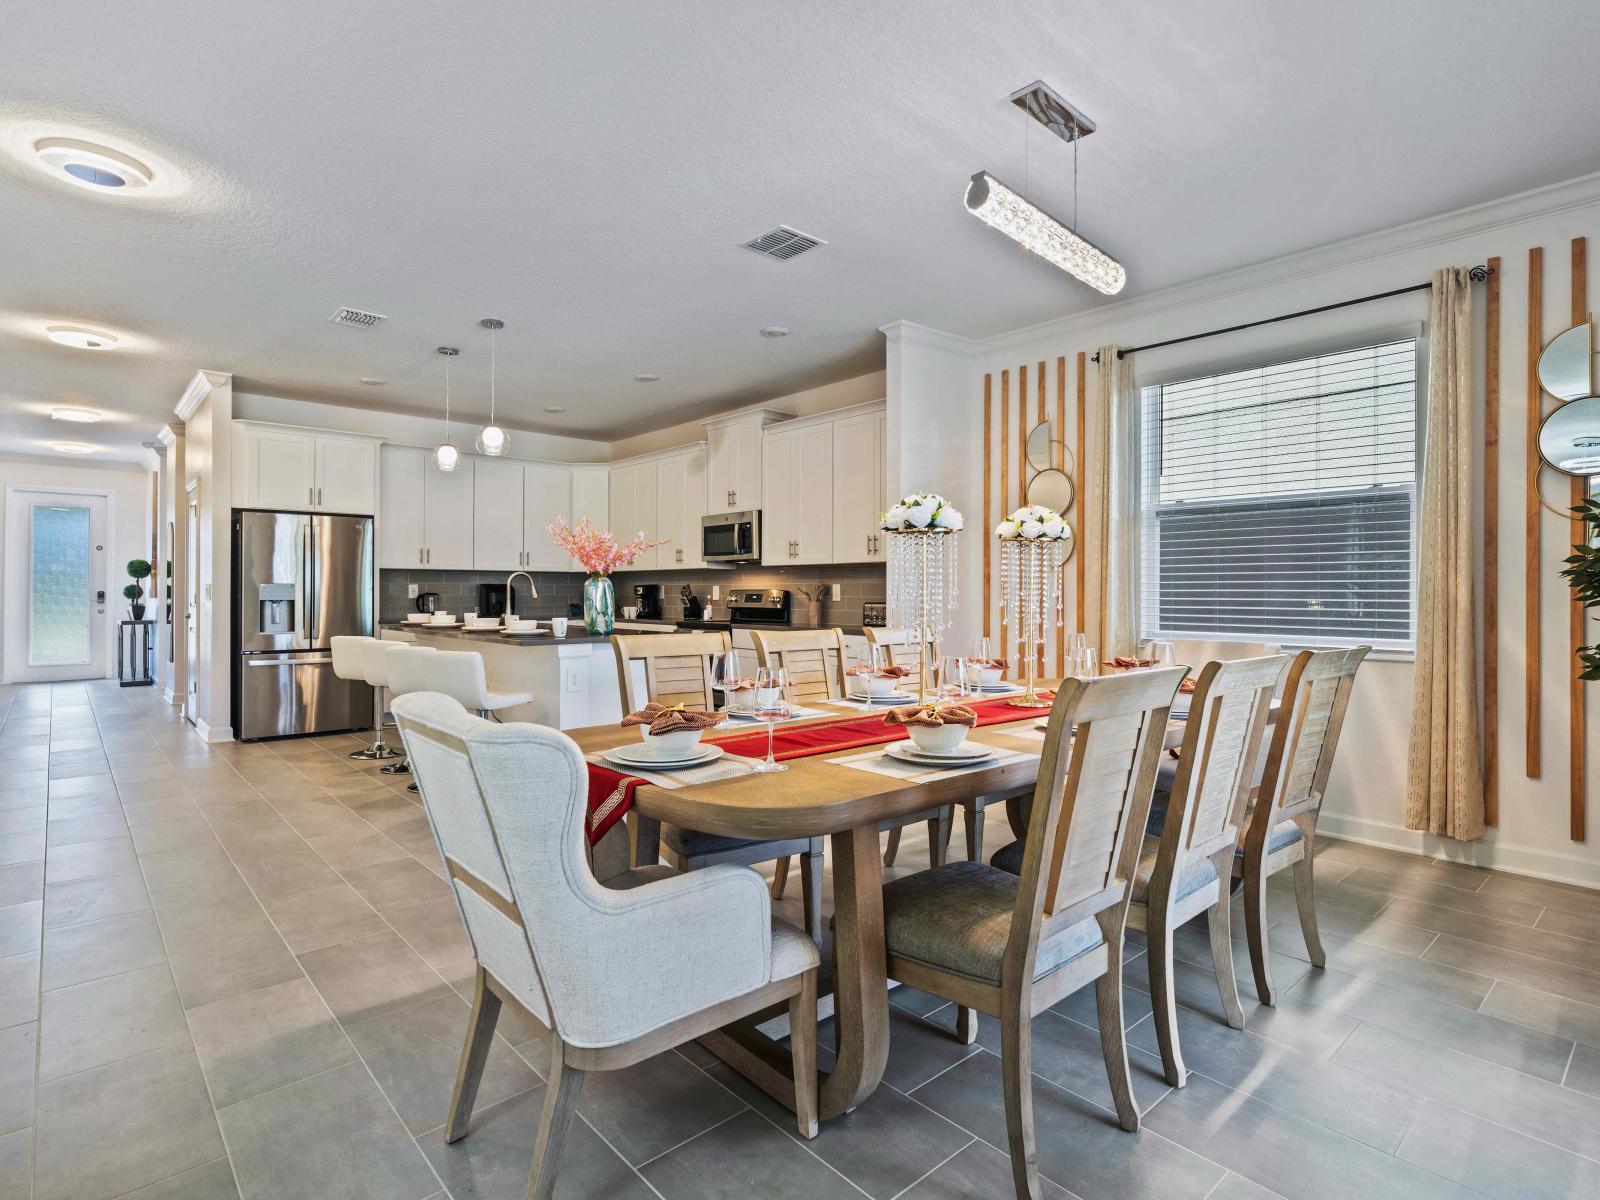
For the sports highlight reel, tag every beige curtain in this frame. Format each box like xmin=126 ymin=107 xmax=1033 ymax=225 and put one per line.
xmin=1089 ymin=346 xmax=1140 ymax=659
xmin=1406 ymin=267 xmax=1485 ymax=840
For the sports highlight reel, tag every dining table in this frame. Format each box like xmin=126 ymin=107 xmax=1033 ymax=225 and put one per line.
xmin=567 ymin=680 xmax=1191 ymax=1122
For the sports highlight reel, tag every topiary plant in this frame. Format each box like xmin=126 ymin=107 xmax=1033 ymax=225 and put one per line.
xmin=125 ymin=558 xmax=153 ymax=620
xmin=1561 ymin=497 xmax=1600 ymax=680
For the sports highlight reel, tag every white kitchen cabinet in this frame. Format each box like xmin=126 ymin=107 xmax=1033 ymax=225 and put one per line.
xmin=763 ymin=422 xmax=833 ymax=565
xmin=830 ymin=410 xmax=887 ymax=563
xmin=248 ymin=428 xmax=317 ymax=510
xmin=378 ymin=444 xmax=474 ymax=569
xmin=706 ymin=410 xmax=785 ymax=513
xmin=523 ymin=463 xmax=572 ymax=570
xmin=473 ymin=457 xmax=527 ymax=572
xmin=234 ymin=423 xmax=380 ymax=515
xmin=424 ymin=459 xmax=476 ymax=570
xmin=609 ymin=460 xmax=659 ymax=569
xmin=315 ymin=438 xmax=378 ymax=514
xmin=570 ymin=465 xmax=609 ymax=533
xmin=654 ymin=447 xmax=707 ymax=569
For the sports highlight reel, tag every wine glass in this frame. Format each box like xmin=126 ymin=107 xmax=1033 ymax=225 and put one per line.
xmin=1153 ymin=641 xmax=1175 ymax=669
xmin=938 ymin=656 xmax=968 ymax=700
xmin=751 ymin=666 xmax=791 ymax=773
xmin=712 ymin=649 xmax=743 ymax=711
xmin=1074 ymin=646 xmax=1099 ymax=678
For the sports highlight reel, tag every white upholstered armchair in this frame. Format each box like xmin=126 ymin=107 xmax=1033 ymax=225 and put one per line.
xmin=392 ymin=692 xmax=820 ymax=1199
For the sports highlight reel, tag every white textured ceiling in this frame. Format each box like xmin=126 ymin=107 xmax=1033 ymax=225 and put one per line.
xmin=4 ymin=1 xmax=1600 ymax=461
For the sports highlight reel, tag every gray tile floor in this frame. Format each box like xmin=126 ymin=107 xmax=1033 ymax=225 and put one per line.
xmin=1 ymin=680 xmax=1599 ymax=1199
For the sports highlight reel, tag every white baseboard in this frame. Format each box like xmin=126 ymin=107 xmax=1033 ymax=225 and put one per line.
xmin=191 ymin=717 xmax=234 ymax=744
xmin=1317 ymin=812 xmax=1600 ymax=890
xmin=163 ymin=686 xmax=176 ymax=706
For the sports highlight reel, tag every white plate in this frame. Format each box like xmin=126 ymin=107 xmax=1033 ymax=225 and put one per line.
xmin=425 ymin=620 xmax=461 ymax=628
xmin=852 ymin=690 xmax=916 ymax=705
xmin=885 ymin=741 xmax=995 ymax=766
xmin=501 ymin=628 xmax=549 ymax=636
xmin=602 ymin=744 xmax=726 ymax=770
xmin=971 ymin=682 xmax=1021 ymax=693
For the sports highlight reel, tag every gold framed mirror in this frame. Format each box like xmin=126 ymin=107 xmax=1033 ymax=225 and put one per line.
xmin=1027 ymin=467 xmax=1075 ymax=514
xmin=1538 ymin=322 xmax=1593 ymax=401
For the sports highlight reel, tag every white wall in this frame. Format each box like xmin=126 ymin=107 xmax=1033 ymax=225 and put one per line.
xmin=180 ymin=372 xmax=234 ymax=741
xmin=902 ymin=171 xmax=1600 ymax=886
xmin=0 ymin=453 xmax=151 ymax=683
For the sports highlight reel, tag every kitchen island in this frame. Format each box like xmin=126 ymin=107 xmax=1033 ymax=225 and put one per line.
xmin=379 ymin=623 xmax=678 ymax=729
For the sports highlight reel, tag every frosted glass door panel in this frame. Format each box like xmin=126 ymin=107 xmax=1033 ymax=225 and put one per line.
xmin=30 ymin=504 xmax=92 ymax=665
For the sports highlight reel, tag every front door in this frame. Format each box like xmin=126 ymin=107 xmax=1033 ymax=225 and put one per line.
xmin=6 ymin=489 xmax=109 ymax=683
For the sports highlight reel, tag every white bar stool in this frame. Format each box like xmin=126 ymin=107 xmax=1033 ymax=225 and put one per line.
xmin=384 ymin=644 xmax=443 ymax=790
xmin=394 ymin=645 xmax=532 ymax=719
xmin=332 ymin=636 xmax=402 ymax=761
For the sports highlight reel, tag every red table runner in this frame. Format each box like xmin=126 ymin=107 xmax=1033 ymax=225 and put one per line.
xmin=585 ymin=695 xmax=1052 ymax=844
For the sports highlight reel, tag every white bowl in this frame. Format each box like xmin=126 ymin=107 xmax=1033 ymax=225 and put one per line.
xmin=430 ymin=612 xmax=454 ymax=624
xmin=866 ymin=675 xmax=904 ymax=698
xmin=907 ymin=723 xmax=970 ymax=754
xmin=504 ymin=618 xmax=539 ymax=631
xmin=405 ymin=613 xmax=430 ymax=624
xmin=636 ymin=727 xmax=704 ymax=758
xmin=724 ymin=689 xmax=756 ymax=714
xmin=966 ymin=665 xmax=1002 ymax=687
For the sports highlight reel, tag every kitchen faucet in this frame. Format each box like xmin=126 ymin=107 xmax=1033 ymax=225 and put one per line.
xmin=505 ymin=571 xmax=538 ymax=624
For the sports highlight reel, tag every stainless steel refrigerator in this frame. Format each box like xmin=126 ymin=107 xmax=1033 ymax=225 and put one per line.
xmin=233 ymin=509 xmax=375 ymax=741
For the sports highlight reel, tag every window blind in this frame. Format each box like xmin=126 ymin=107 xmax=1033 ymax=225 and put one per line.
xmin=1139 ymin=338 xmax=1418 ymax=647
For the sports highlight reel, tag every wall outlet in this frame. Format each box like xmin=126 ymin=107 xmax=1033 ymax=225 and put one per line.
xmin=711 ymin=585 xmax=720 ymax=601
xmin=831 ymin=583 xmax=841 ymax=601
xmin=564 ymin=665 xmax=581 ymax=692
xmin=407 ymin=583 xmax=419 ymax=599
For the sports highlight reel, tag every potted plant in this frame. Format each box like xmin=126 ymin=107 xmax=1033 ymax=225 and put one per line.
xmin=546 ymin=518 xmax=666 ymax=635
xmin=124 ymin=558 xmax=153 ymax=621
xmin=1562 ymin=496 xmax=1600 ymax=679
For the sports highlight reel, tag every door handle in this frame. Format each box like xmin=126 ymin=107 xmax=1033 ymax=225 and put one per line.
xmin=247 ymin=655 xmax=335 ymax=668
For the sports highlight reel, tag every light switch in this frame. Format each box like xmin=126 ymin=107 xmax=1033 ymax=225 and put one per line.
xmin=831 ymin=583 xmax=841 ymax=601
xmin=711 ymin=585 xmax=720 ymax=601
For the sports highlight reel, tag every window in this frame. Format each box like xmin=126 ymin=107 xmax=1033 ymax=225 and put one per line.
xmin=1139 ymin=338 xmax=1418 ymax=648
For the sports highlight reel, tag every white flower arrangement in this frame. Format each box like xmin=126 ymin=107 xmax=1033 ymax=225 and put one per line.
xmin=881 ymin=492 xmax=964 ymax=533
xmin=995 ymin=503 xmax=1069 ymax=541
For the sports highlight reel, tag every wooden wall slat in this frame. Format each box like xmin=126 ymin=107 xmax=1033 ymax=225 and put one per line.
xmin=1571 ymin=236 xmax=1587 ymax=842
xmin=1485 ymin=257 xmax=1501 ymax=826
xmin=1075 ymin=352 xmax=1087 ymax=636
xmin=1055 ymin=355 xmax=1067 ymax=674
xmin=1526 ymin=246 xmax=1543 ymax=779
xmin=1018 ymin=364 xmax=1028 ymax=673
xmin=999 ymin=370 xmax=1010 ymax=664
xmin=982 ymin=373 xmax=992 ymax=641
xmin=1037 ymin=360 xmax=1047 ymax=675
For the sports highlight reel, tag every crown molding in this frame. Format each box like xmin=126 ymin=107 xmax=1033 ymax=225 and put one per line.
xmin=879 ymin=320 xmax=981 ymax=358
xmin=156 ymin=424 xmax=181 ymax=447
xmin=174 ymin=369 xmax=231 ymax=421
xmin=974 ymin=168 xmax=1600 ymax=357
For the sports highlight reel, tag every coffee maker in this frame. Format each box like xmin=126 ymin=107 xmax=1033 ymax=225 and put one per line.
xmin=634 ymin=583 xmax=664 ymax=620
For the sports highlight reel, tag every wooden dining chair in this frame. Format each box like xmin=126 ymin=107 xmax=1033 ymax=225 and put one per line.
xmin=1129 ymin=654 xmax=1285 ymax=1087
xmin=880 ymin=667 xmax=1187 ymax=1200
xmin=1236 ymin=645 xmax=1368 ymax=1005
xmin=392 ymin=692 xmax=820 ymax=1200
xmin=612 ymin=631 xmax=825 ymax=943
xmin=865 ymin=627 xmax=956 ymax=868
xmin=749 ymin=627 xmax=849 ymax=705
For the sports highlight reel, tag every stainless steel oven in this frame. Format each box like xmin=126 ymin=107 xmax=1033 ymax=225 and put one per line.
xmin=701 ymin=511 xmax=760 ymax=563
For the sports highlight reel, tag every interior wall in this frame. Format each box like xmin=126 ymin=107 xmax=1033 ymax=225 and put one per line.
xmin=181 ymin=373 xmax=234 ymax=741
xmin=0 ymin=453 xmax=150 ymax=683
xmin=945 ymin=171 xmax=1600 ymax=885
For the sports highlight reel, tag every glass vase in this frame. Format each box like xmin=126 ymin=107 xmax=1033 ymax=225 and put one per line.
xmin=583 ymin=575 xmax=615 ymax=636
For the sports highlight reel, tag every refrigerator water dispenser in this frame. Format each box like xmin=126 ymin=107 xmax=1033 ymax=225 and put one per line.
xmin=259 ymin=582 xmax=296 ymax=634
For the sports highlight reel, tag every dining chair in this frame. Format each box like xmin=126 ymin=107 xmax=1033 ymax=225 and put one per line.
xmin=880 ymin=667 xmax=1187 ymax=1200
xmin=864 ymin=627 xmax=956 ymax=868
xmin=391 ymin=692 xmax=821 ymax=1200
xmin=1128 ymin=654 xmax=1285 ymax=1087
xmin=1236 ymin=645 xmax=1368 ymax=1005
xmin=612 ymin=632 xmax=825 ymax=942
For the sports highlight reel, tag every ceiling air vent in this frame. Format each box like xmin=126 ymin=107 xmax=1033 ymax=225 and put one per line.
xmin=328 ymin=306 xmax=386 ymax=328
xmin=741 ymin=226 xmax=826 ymax=261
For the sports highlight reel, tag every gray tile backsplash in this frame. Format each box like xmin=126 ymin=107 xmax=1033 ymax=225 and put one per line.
xmin=379 ymin=562 xmax=886 ymax=626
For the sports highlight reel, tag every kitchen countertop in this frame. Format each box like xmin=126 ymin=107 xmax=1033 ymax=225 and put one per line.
xmin=383 ymin=622 xmax=677 ymax=647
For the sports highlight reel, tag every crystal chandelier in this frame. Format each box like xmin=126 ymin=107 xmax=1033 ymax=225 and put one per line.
xmin=433 ymin=346 xmax=460 ymax=472
xmin=475 ymin=318 xmax=509 ymax=456
xmin=965 ymin=170 xmax=1125 ymax=295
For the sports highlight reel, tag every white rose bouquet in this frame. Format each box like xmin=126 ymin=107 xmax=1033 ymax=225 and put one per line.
xmin=881 ymin=492 xmax=963 ymax=533
xmin=995 ymin=503 xmax=1069 ymax=540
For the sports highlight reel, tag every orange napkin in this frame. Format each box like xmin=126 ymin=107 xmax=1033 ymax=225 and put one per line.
xmin=621 ymin=703 xmax=726 ymax=735
xmin=883 ymin=702 xmax=978 ymax=729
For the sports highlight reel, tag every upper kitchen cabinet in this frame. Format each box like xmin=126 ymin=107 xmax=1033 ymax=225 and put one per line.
xmin=608 ymin=446 xmax=707 ymax=570
xmin=378 ymin=444 xmax=474 ymax=569
xmin=569 ymin=464 xmax=610 ymax=533
xmin=522 ymin=463 xmax=573 ymax=570
xmin=705 ymin=409 xmax=786 ymax=514
xmin=609 ymin=459 xmax=659 ymax=570
xmin=831 ymin=407 xmax=888 ymax=563
xmin=763 ymin=420 xmax=834 ymax=565
xmin=233 ymin=422 xmax=380 ymax=514
xmin=474 ymin=459 xmax=576 ymax=571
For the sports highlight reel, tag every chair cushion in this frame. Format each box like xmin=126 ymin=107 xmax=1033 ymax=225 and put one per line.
xmin=988 ymin=839 xmax=1023 ymax=876
xmin=664 ymin=826 xmax=774 ymax=858
xmin=770 ymin=920 xmax=821 ymax=982
xmin=1145 ymin=756 xmax=1178 ymax=837
xmin=1236 ymin=819 xmax=1304 ymax=856
xmin=881 ymin=861 xmax=1103 ymax=986
xmin=483 ymin=690 xmax=533 ymax=710
xmin=1131 ymin=836 xmax=1218 ymax=904
xmin=603 ymin=864 xmax=679 ymax=890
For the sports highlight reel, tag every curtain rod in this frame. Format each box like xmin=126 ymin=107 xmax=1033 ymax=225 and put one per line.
xmin=1088 ymin=264 xmax=1493 ymax=363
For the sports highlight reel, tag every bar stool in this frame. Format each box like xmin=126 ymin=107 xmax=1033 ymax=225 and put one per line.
xmin=332 ymin=636 xmax=401 ymax=761
xmin=388 ymin=645 xmax=532 ymax=720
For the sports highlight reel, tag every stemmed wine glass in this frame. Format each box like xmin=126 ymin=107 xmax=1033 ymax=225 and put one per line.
xmin=751 ymin=666 xmax=791 ymax=773
xmin=938 ymin=656 xmax=968 ymax=701
xmin=712 ymin=649 xmax=743 ymax=712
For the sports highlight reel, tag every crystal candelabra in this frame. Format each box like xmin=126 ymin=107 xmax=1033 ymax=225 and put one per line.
xmin=885 ymin=530 xmax=959 ymax=701
xmin=998 ymin=535 xmax=1066 ymax=707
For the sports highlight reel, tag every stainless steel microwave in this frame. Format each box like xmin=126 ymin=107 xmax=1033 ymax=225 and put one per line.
xmin=701 ymin=511 xmax=760 ymax=563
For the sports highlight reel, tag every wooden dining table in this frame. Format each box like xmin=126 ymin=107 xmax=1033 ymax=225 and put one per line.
xmin=568 ymin=682 xmax=1167 ymax=1121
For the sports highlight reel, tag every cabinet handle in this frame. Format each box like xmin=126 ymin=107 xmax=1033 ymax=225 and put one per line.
xmin=309 ymin=487 xmax=314 ymax=507
xmin=419 ymin=548 xmax=424 ymax=565
xmin=317 ymin=487 xmax=323 ymax=506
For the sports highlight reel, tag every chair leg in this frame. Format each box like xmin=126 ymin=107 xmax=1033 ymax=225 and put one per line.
xmin=1292 ymin=844 xmax=1326 ymax=968
xmin=525 ymin=1039 xmax=585 ymax=1200
xmin=629 ymin=812 xmax=661 ymax=868
xmin=446 ymin=966 xmax=503 ymax=1143
xmin=1208 ymin=853 xmax=1246 ymax=1030
xmin=954 ymin=1005 xmax=978 ymax=1045
xmin=1146 ymin=915 xmax=1186 ymax=1088
xmin=771 ymin=855 xmax=791 ymax=901
xmin=1094 ymin=943 xmax=1141 ymax=1132
xmin=964 ymin=803 xmax=985 ymax=863
xmin=789 ymin=970 xmax=819 ymax=1139
xmin=800 ymin=848 xmax=823 ymax=947
xmin=927 ymin=809 xmax=951 ymax=868
xmin=883 ymin=826 xmax=902 ymax=867
xmin=1001 ymin=1008 xmax=1043 ymax=1200
xmin=1242 ymin=855 xmax=1276 ymax=1006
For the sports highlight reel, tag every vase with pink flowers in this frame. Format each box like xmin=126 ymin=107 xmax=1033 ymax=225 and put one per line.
xmin=547 ymin=518 xmax=667 ymax=635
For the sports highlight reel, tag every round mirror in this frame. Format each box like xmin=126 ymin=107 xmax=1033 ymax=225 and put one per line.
xmin=1027 ymin=467 xmax=1075 ymax=513
xmin=1538 ymin=395 xmax=1600 ymax=476
xmin=1025 ymin=421 xmax=1056 ymax=471
xmin=1538 ymin=323 xmax=1593 ymax=401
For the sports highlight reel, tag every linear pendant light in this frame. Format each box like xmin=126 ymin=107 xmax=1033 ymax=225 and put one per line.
xmin=475 ymin=318 xmax=509 ymax=456
xmin=965 ymin=170 xmax=1125 ymax=295
xmin=434 ymin=346 xmax=460 ymax=472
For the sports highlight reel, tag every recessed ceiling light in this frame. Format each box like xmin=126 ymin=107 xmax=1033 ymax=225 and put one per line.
xmin=45 ymin=325 xmax=119 ymax=350
xmin=53 ymin=442 xmax=95 ymax=454
xmin=359 ymin=377 xmax=386 ymax=386
xmin=633 ymin=373 xmax=660 ymax=383
xmin=34 ymin=138 xmax=152 ymax=192
xmin=543 ymin=405 xmax=567 ymax=413
xmin=759 ymin=326 xmax=789 ymax=338
xmin=51 ymin=406 xmax=102 ymax=423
